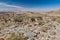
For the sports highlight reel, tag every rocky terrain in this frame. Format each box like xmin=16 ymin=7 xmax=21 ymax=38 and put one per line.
xmin=0 ymin=10 xmax=60 ymax=40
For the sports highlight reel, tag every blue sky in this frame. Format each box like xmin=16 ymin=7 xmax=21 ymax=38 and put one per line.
xmin=0 ymin=0 xmax=60 ymax=12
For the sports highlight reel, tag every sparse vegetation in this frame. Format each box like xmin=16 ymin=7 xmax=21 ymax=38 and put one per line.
xmin=0 ymin=11 xmax=60 ymax=40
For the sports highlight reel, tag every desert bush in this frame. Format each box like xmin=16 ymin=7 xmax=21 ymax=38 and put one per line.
xmin=14 ymin=18 xmax=23 ymax=22
xmin=31 ymin=18 xmax=35 ymax=22
xmin=6 ymin=32 xmax=24 ymax=40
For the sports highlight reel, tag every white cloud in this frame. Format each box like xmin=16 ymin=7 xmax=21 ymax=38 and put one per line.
xmin=0 ymin=3 xmax=41 ymax=11
xmin=0 ymin=2 xmax=37 ymax=12
xmin=0 ymin=3 xmax=23 ymax=8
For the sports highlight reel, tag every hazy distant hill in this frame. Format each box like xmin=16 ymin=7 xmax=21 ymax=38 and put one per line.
xmin=45 ymin=9 xmax=60 ymax=16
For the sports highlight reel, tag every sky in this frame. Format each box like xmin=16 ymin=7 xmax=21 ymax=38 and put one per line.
xmin=0 ymin=0 xmax=60 ymax=12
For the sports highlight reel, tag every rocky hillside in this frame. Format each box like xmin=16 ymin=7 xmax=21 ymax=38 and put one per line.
xmin=0 ymin=10 xmax=60 ymax=40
